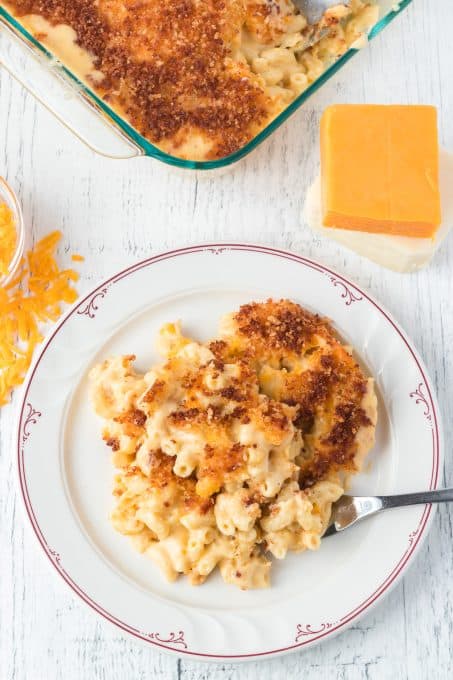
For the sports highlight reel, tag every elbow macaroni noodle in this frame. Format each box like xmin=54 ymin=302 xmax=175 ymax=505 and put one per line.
xmin=244 ymin=0 xmax=379 ymax=110
xmin=91 ymin=300 xmax=377 ymax=589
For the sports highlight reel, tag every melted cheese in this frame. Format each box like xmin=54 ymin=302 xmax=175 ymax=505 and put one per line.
xmin=15 ymin=13 xmax=104 ymax=83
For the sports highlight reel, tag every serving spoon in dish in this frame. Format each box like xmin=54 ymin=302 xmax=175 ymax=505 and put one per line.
xmin=294 ymin=0 xmax=349 ymax=47
xmin=324 ymin=488 xmax=453 ymax=537
xmin=294 ymin=0 xmax=349 ymax=24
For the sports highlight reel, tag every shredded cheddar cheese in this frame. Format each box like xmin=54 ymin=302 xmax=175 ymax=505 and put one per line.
xmin=0 ymin=202 xmax=17 ymax=279
xmin=0 ymin=230 xmax=81 ymax=406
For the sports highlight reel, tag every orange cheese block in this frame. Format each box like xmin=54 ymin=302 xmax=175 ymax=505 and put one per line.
xmin=320 ymin=105 xmax=442 ymax=238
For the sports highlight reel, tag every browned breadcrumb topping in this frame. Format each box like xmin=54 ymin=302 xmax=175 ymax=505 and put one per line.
xmin=9 ymin=0 xmax=271 ymax=159
xmin=219 ymin=385 xmax=246 ymax=401
xmin=224 ymin=299 xmax=374 ymax=487
xmin=122 ymin=408 xmax=147 ymax=427
xmin=125 ymin=464 xmax=140 ymax=477
xmin=98 ymin=299 xmax=375 ymax=518
xmin=139 ymin=350 xmax=293 ymax=496
xmin=199 ymin=442 xmax=245 ymax=488
xmin=259 ymin=399 xmax=289 ymax=430
xmin=233 ymin=299 xmax=326 ymax=355
xmin=244 ymin=1 xmax=278 ymax=43
xmin=142 ymin=379 xmax=165 ymax=404
xmin=207 ymin=340 xmax=228 ymax=366
xmin=145 ymin=449 xmax=214 ymax=513
xmin=113 ymin=408 xmax=147 ymax=437
xmin=104 ymin=436 xmax=120 ymax=452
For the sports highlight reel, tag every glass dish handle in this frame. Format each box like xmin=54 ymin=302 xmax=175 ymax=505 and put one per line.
xmin=0 ymin=18 xmax=143 ymax=159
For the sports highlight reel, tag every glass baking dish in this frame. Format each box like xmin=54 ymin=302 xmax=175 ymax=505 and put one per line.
xmin=0 ymin=1 xmax=412 ymax=171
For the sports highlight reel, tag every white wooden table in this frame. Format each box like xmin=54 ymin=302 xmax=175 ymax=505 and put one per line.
xmin=1 ymin=1 xmax=453 ymax=678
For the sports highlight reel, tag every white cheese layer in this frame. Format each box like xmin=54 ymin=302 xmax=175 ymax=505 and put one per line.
xmin=303 ymin=150 xmax=453 ymax=273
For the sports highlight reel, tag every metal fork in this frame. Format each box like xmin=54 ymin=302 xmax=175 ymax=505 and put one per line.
xmin=324 ymin=488 xmax=453 ymax=537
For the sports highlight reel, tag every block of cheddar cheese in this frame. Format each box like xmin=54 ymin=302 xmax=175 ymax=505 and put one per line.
xmin=320 ymin=105 xmax=442 ymax=237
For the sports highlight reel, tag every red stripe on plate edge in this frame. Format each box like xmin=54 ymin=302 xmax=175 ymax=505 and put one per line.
xmin=17 ymin=243 xmax=440 ymax=659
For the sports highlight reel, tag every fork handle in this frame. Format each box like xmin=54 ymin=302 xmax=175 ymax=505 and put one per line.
xmin=379 ymin=488 xmax=453 ymax=509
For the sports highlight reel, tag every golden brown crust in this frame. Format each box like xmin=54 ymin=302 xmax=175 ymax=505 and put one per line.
xmin=142 ymin=379 xmax=166 ymax=404
xmin=113 ymin=407 xmax=147 ymax=437
xmin=244 ymin=1 xmax=276 ymax=44
xmin=145 ymin=449 xmax=215 ymax=513
xmin=94 ymin=299 xmax=375 ymax=518
xmin=7 ymin=1 xmax=376 ymax=160
xmin=221 ymin=299 xmax=374 ymax=486
xmin=198 ymin=442 xmax=245 ymax=490
xmin=231 ymin=298 xmax=327 ymax=355
xmin=9 ymin=0 xmax=270 ymax=158
xmin=104 ymin=436 xmax=120 ymax=451
xmin=160 ymin=355 xmax=293 ymax=494
xmin=90 ymin=299 xmax=376 ymax=588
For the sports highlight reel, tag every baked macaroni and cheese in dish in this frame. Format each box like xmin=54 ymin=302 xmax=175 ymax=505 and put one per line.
xmin=4 ymin=1 xmax=378 ymax=160
xmin=90 ymin=300 xmax=377 ymax=589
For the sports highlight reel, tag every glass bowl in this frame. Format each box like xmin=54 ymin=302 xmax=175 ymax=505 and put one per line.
xmin=0 ymin=176 xmax=25 ymax=287
xmin=0 ymin=0 xmax=413 ymax=171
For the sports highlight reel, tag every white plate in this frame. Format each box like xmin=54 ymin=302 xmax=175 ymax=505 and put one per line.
xmin=17 ymin=244 xmax=442 ymax=662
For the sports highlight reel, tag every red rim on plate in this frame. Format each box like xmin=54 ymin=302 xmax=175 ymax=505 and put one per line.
xmin=17 ymin=243 xmax=441 ymax=659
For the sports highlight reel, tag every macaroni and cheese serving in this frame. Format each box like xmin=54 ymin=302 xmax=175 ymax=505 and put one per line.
xmin=4 ymin=0 xmax=378 ymax=160
xmin=90 ymin=300 xmax=377 ymax=589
